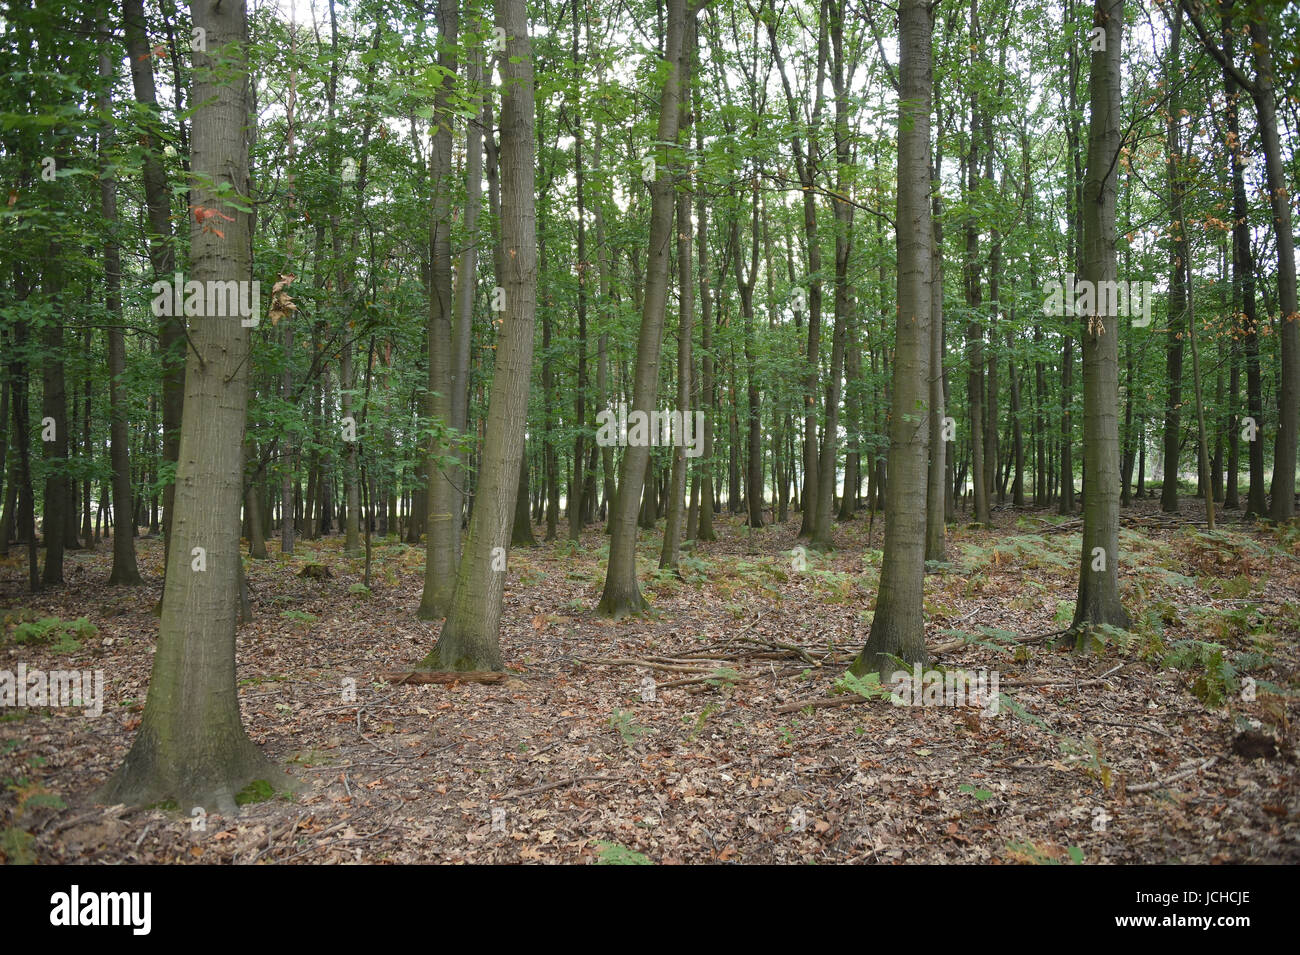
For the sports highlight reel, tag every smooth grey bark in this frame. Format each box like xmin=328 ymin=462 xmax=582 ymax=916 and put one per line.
xmin=41 ymin=252 xmax=68 ymax=587
xmin=1248 ymin=5 xmax=1298 ymax=521
xmin=963 ymin=0 xmax=988 ymax=526
xmin=853 ymin=0 xmax=932 ymax=677
xmin=694 ymin=95 xmax=716 ymax=542
xmin=1220 ymin=2 xmax=1266 ymax=517
xmin=568 ymin=0 xmax=589 ymax=541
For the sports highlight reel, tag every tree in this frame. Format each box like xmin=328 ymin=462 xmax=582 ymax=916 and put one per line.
xmin=419 ymin=0 xmax=536 ymax=671
xmin=123 ymin=0 xmax=185 ymax=585
xmin=1161 ymin=7 xmax=1187 ymax=515
xmin=98 ymin=8 xmax=141 ymax=586
xmin=97 ymin=0 xmax=292 ymax=812
xmin=597 ymin=0 xmax=685 ymax=618
xmin=766 ymin=0 xmax=826 ymax=541
xmin=852 ymin=0 xmax=932 ymax=678
xmin=418 ymin=0 xmax=461 ymax=618
xmin=1071 ymin=0 xmax=1130 ymax=635
xmin=660 ymin=5 xmax=697 ymax=573
xmin=1219 ymin=0 xmax=1266 ymax=517
xmin=1181 ymin=0 xmax=1297 ymax=519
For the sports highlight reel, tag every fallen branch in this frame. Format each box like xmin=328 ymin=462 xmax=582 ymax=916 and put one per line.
xmin=929 ymin=628 xmax=1067 ymax=657
xmin=1127 ymin=756 xmax=1219 ymax=794
xmin=1002 ymin=663 xmax=1125 ymax=687
xmin=500 ymin=774 xmax=616 ymax=800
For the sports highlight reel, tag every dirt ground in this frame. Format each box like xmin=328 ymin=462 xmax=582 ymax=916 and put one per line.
xmin=2 ymin=499 xmax=1297 ymax=864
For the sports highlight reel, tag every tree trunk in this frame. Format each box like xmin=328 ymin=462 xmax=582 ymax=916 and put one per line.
xmin=417 ymin=0 xmax=460 ymax=616
xmin=1248 ymin=5 xmax=1299 ymax=520
xmin=695 ymin=128 xmax=717 ymax=543
xmin=124 ymin=0 xmax=184 ymax=586
xmin=1162 ymin=10 xmax=1188 ymax=515
xmin=926 ymin=129 xmax=947 ymax=562
xmin=420 ymin=0 xmax=536 ymax=671
xmin=598 ymin=0 xmax=683 ymax=618
xmin=41 ymin=254 xmax=68 ymax=587
xmin=767 ymin=10 xmax=826 ymax=540
xmin=98 ymin=0 xmax=290 ymax=811
xmin=511 ymin=452 xmax=537 ymax=545
xmin=99 ymin=25 xmax=142 ymax=585
xmin=1071 ymin=0 xmax=1131 ymax=635
xmin=660 ymin=6 xmax=696 ymax=573
xmin=853 ymin=0 xmax=932 ymax=678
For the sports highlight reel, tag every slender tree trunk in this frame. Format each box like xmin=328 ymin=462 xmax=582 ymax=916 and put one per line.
xmin=567 ymin=0 xmax=590 ymax=541
xmin=418 ymin=0 xmax=461 ymax=615
xmin=421 ymin=0 xmax=536 ymax=671
xmin=597 ymin=0 xmax=683 ymax=618
xmin=99 ymin=24 xmax=142 ymax=585
xmin=1008 ymin=331 xmax=1025 ymax=507
xmin=1071 ymin=0 xmax=1130 ymax=634
xmin=124 ymin=0 xmax=184 ymax=586
xmin=1247 ymin=6 xmax=1299 ymax=520
xmin=279 ymin=33 xmax=298 ymax=558
xmin=1187 ymin=260 xmax=1215 ymax=530
xmin=813 ymin=3 xmax=853 ymax=550
xmin=41 ymin=254 xmax=68 ymax=587
xmin=695 ymin=123 xmax=717 ymax=543
xmin=963 ymin=33 xmax=988 ymax=524
xmin=853 ymin=0 xmax=932 ymax=677
xmin=926 ymin=128 xmax=947 ymax=561
xmin=767 ymin=8 xmax=827 ymax=540
xmin=451 ymin=15 xmax=485 ymax=551
xmin=1162 ymin=9 xmax=1187 ymax=515
xmin=660 ymin=6 xmax=696 ymax=572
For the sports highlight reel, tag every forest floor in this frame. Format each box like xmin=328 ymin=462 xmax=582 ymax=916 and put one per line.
xmin=2 ymin=498 xmax=1298 ymax=864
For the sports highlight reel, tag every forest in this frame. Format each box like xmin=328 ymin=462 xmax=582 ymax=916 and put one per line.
xmin=0 ymin=0 xmax=1297 ymax=868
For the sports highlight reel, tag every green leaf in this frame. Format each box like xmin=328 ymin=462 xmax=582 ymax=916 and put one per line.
xmin=595 ymin=840 xmax=652 ymax=865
